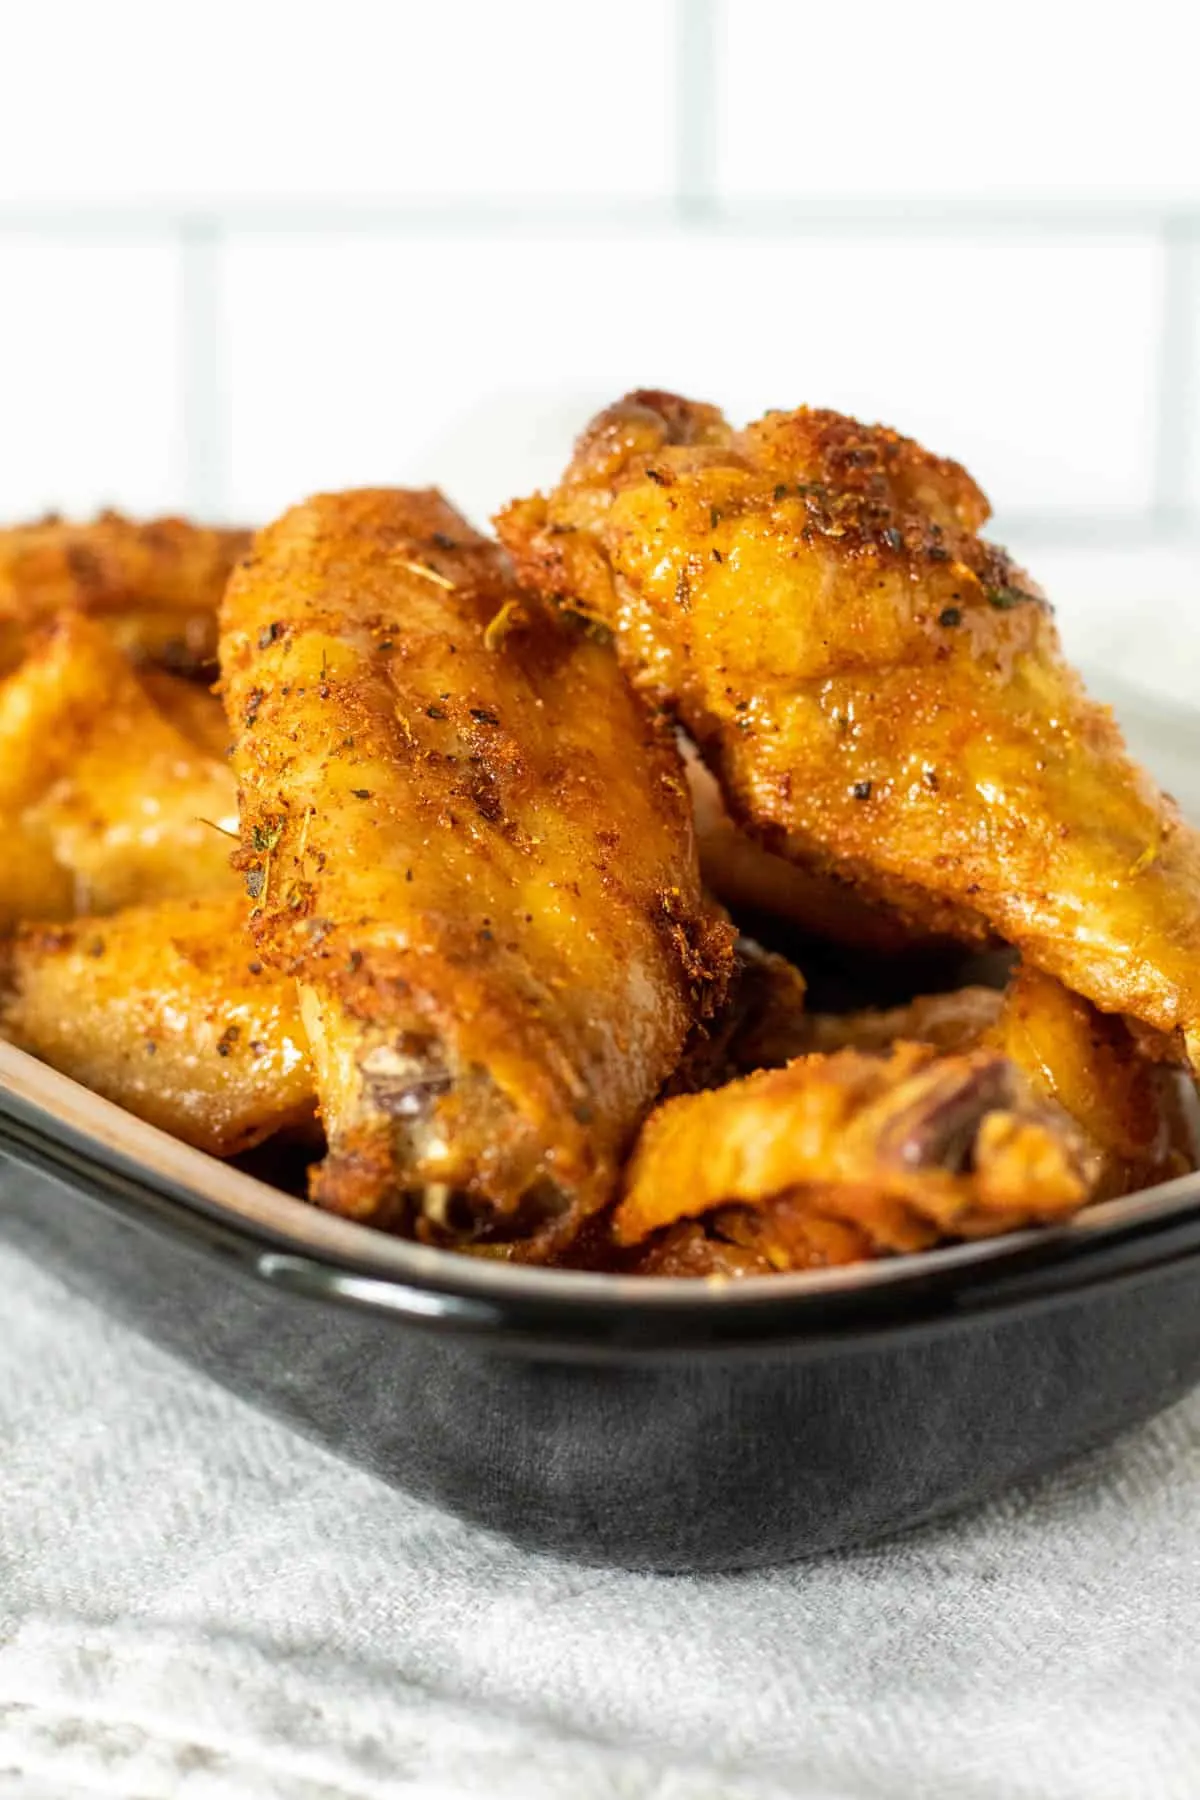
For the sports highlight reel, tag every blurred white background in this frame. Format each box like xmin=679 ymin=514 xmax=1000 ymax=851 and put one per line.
xmin=1 ymin=0 xmax=1197 ymax=699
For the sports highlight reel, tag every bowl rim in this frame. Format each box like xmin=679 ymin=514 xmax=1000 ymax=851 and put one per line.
xmin=5 ymin=1037 xmax=1200 ymax=1354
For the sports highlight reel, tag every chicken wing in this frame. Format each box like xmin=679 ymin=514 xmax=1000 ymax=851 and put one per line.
xmin=220 ymin=488 xmax=733 ymax=1255
xmin=0 ymin=895 xmax=315 ymax=1156
xmin=0 ymin=615 xmax=237 ymax=925
xmin=799 ymin=966 xmax=1194 ymax=1198
xmin=664 ymin=940 xmax=810 ymax=1095
xmin=684 ymin=740 xmax=924 ymax=954
xmin=616 ymin=1042 xmax=1088 ymax=1271
xmin=498 ymin=392 xmax=1200 ymax=1067
xmin=0 ymin=510 xmax=250 ymax=675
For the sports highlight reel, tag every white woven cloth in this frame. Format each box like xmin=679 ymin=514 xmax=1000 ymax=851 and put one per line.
xmin=2 ymin=1232 xmax=1199 ymax=1800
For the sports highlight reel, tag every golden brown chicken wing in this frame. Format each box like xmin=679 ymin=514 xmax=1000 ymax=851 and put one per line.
xmin=616 ymin=1042 xmax=1088 ymax=1272
xmin=986 ymin=965 xmax=1195 ymax=1197
xmin=0 ymin=615 xmax=238 ymax=925
xmin=0 ymin=511 xmax=250 ymax=675
xmin=0 ymin=895 xmax=314 ymax=1156
xmin=221 ymin=488 xmax=733 ymax=1255
xmin=498 ymin=392 xmax=1200 ymax=1067
xmin=664 ymin=940 xmax=810 ymax=1095
xmin=684 ymin=741 xmax=923 ymax=954
xmin=799 ymin=967 xmax=1194 ymax=1198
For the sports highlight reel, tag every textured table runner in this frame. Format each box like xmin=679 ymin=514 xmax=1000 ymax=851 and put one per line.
xmin=2 ymin=1228 xmax=1199 ymax=1800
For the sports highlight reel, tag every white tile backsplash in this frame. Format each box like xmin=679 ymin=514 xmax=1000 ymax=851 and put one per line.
xmin=717 ymin=0 xmax=1200 ymax=203
xmin=0 ymin=0 xmax=675 ymax=207
xmin=0 ymin=0 xmax=1194 ymax=711
xmin=0 ymin=238 xmax=184 ymax=520
xmin=221 ymin=229 xmax=1161 ymax=526
xmin=1012 ymin=544 xmax=1200 ymax=711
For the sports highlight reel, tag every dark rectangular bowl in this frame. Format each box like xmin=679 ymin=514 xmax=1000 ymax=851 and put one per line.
xmin=4 ymin=1039 xmax=1200 ymax=1571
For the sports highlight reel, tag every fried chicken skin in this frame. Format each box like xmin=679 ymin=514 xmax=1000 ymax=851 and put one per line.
xmin=498 ymin=392 xmax=1200 ymax=1067
xmin=800 ymin=967 xmax=1194 ymax=1198
xmin=0 ymin=511 xmax=250 ymax=675
xmin=220 ymin=488 xmax=732 ymax=1255
xmin=665 ymin=940 xmax=810 ymax=1095
xmin=986 ymin=965 xmax=1195 ymax=1197
xmin=616 ymin=1043 xmax=1088 ymax=1270
xmin=0 ymin=614 xmax=237 ymax=925
xmin=683 ymin=740 xmax=924 ymax=954
xmin=0 ymin=896 xmax=315 ymax=1156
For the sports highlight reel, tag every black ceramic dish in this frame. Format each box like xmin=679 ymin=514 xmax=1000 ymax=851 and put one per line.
xmin=3 ymin=678 xmax=1200 ymax=1572
xmin=5 ymin=1038 xmax=1200 ymax=1572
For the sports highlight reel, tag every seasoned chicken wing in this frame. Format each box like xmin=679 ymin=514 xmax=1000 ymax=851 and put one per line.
xmin=684 ymin=742 xmax=923 ymax=954
xmin=986 ymin=965 xmax=1195 ymax=1197
xmin=0 ymin=511 xmax=249 ymax=675
xmin=0 ymin=895 xmax=315 ymax=1156
xmin=616 ymin=1043 xmax=1089 ymax=1271
xmin=799 ymin=967 xmax=1194 ymax=1198
xmin=221 ymin=488 xmax=732 ymax=1255
xmin=0 ymin=507 xmax=250 ymax=676
xmin=498 ymin=392 xmax=1200 ymax=1067
xmin=665 ymin=940 xmax=810 ymax=1095
xmin=0 ymin=615 xmax=237 ymax=925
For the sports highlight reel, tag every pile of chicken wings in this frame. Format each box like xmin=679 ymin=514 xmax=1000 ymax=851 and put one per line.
xmin=4 ymin=394 xmax=1197 ymax=1278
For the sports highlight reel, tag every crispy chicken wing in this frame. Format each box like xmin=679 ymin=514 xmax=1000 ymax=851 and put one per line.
xmin=0 ymin=615 xmax=237 ymax=925
xmin=0 ymin=896 xmax=314 ymax=1156
xmin=684 ymin=740 xmax=924 ymax=954
xmin=800 ymin=967 xmax=1194 ymax=1198
xmin=0 ymin=511 xmax=249 ymax=675
xmin=665 ymin=940 xmax=810 ymax=1095
xmin=498 ymin=392 xmax=1200 ymax=1067
xmin=221 ymin=488 xmax=732 ymax=1255
xmin=616 ymin=1042 xmax=1088 ymax=1272
xmin=986 ymin=965 xmax=1195 ymax=1196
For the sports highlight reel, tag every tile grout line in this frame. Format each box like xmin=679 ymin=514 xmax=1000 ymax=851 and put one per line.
xmin=1152 ymin=220 xmax=1198 ymax=529
xmin=675 ymin=0 xmax=718 ymax=222
xmin=1 ymin=202 xmax=1199 ymax=237
xmin=178 ymin=216 xmax=228 ymax=520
